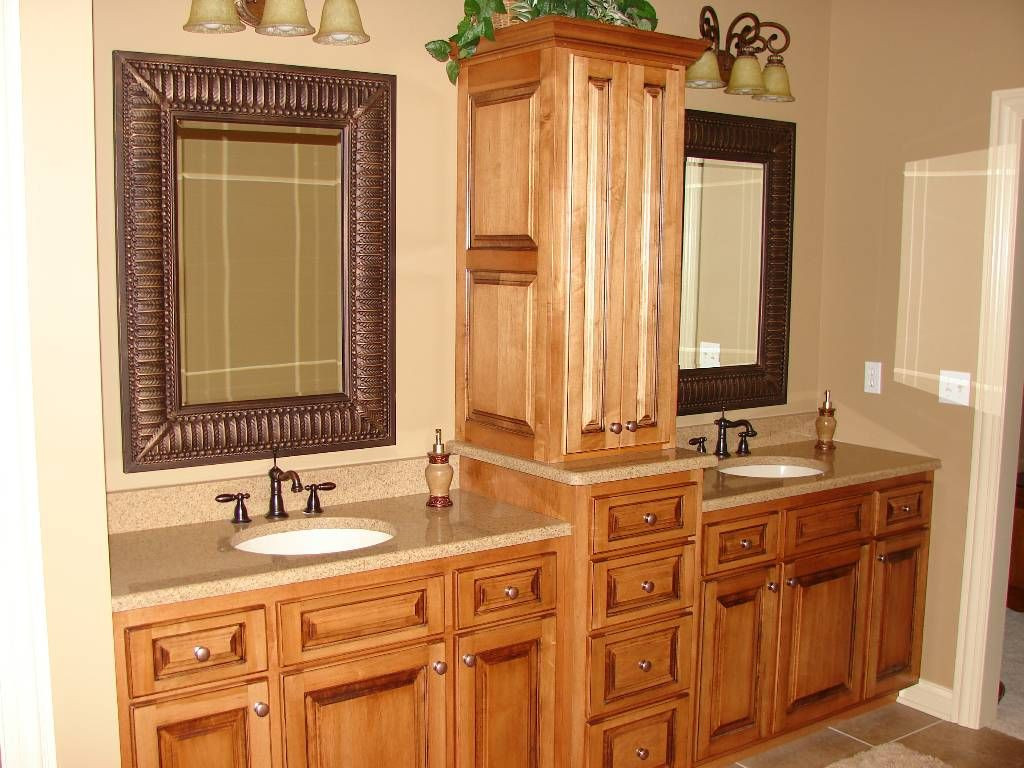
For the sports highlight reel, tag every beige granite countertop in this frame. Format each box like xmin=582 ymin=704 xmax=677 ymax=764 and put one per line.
xmin=703 ymin=441 xmax=941 ymax=512
xmin=451 ymin=441 xmax=717 ymax=485
xmin=109 ymin=490 xmax=571 ymax=612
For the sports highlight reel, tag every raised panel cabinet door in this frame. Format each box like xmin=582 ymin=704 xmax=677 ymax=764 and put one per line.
xmin=696 ymin=566 xmax=780 ymax=761
xmin=566 ymin=56 xmax=629 ymax=455
xmin=865 ymin=531 xmax=930 ymax=698
xmin=774 ymin=544 xmax=870 ymax=732
xmin=282 ymin=642 xmax=447 ymax=768
xmin=456 ymin=616 xmax=555 ymax=768
xmin=131 ymin=680 xmax=272 ymax=768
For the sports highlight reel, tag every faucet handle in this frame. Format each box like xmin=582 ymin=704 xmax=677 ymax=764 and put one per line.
xmin=737 ymin=431 xmax=755 ymax=456
xmin=687 ymin=436 xmax=708 ymax=454
xmin=303 ymin=482 xmax=337 ymax=515
xmin=216 ymin=492 xmax=251 ymax=525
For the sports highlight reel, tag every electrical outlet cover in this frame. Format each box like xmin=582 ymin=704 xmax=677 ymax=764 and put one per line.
xmin=864 ymin=361 xmax=882 ymax=394
xmin=938 ymin=369 xmax=971 ymax=406
xmin=699 ymin=341 xmax=721 ymax=368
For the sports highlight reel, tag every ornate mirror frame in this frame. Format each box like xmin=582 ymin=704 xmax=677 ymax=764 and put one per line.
xmin=114 ymin=52 xmax=396 ymax=471
xmin=677 ymin=110 xmax=795 ymax=415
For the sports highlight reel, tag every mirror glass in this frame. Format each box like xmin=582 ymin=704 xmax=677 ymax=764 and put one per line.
xmin=175 ymin=120 xmax=344 ymax=406
xmin=679 ymin=157 xmax=765 ymax=370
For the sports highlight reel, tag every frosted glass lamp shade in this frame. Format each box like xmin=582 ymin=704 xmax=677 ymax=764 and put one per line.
xmin=314 ymin=0 xmax=370 ymax=45
xmin=183 ymin=0 xmax=244 ymax=33
xmin=685 ymin=48 xmax=725 ymax=89
xmin=753 ymin=55 xmax=795 ymax=102
xmin=256 ymin=0 xmax=315 ymax=36
xmin=725 ymin=51 xmax=765 ymax=95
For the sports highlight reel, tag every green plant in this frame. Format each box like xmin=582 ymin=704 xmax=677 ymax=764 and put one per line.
xmin=426 ymin=0 xmax=658 ymax=84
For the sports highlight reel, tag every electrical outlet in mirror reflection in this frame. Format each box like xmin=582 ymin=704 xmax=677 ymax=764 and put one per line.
xmin=699 ymin=341 xmax=721 ymax=368
xmin=938 ymin=370 xmax=971 ymax=406
xmin=865 ymin=361 xmax=882 ymax=394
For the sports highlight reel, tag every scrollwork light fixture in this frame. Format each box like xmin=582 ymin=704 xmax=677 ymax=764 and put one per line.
xmin=184 ymin=0 xmax=370 ymax=45
xmin=686 ymin=5 xmax=794 ymax=103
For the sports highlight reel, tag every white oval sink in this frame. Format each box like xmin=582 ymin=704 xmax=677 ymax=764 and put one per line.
xmin=718 ymin=464 xmax=825 ymax=479
xmin=234 ymin=525 xmax=393 ymax=556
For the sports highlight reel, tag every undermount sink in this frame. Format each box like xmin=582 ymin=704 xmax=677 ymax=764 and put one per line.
xmin=718 ymin=463 xmax=825 ymax=479
xmin=233 ymin=522 xmax=394 ymax=556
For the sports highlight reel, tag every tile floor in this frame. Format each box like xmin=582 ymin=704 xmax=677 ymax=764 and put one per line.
xmin=728 ymin=703 xmax=1024 ymax=768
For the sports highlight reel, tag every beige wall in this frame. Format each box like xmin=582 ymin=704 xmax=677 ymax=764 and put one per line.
xmin=818 ymin=0 xmax=1024 ymax=687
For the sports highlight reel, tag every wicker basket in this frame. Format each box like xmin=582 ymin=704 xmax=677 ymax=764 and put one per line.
xmin=492 ymin=13 xmax=521 ymax=29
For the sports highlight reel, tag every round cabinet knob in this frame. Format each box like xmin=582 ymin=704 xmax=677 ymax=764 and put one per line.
xmin=637 ymin=660 xmax=652 ymax=673
xmin=877 ymin=554 xmax=888 ymax=563
xmin=641 ymin=580 xmax=655 ymax=594
xmin=642 ymin=512 xmax=657 ymax=526
xmin=193 ymin=645 xmax=211 ymax=662
xmin=786 ymin=578 xmax=798 ymax=587
xmin=253 ymin=702 xmax=270 ymax=718
xmin=610 ymin=422 xmax=623 ymax=435
xmin=462 ymin=654 xmax=477 ymax=668
xmin=635 ymin=747 xmax=650 ymax=761
xmin=505 ymin=586 xmax=520 ymax=600
xmin=901 ymin=504 xmax=913 ymax=514
xmin=740 ymin=538 xmax=753 ymax=550
xmin=432 ymin=661 xmax=448 ymax=676
xmin=625 ymin=421 xmax=638 ymax=433
xmin=767 ymin=582 xmax=779 ymax=593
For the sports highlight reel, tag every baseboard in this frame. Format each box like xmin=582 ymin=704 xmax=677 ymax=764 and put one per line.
xmin=898 ymin=680 xmax=955 ymax=721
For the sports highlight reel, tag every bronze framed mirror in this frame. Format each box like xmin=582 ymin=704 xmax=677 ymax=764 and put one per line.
xmin=677 ymin=110 xmax=795 ymax=415
xmin=114 ymin=52 xmax=396 ymax=471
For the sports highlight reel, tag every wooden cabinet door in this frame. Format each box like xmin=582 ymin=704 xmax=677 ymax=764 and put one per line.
xmin=132 ymin=680 xmax=272 ymax=768
xmin=282 ymin=642 xmax=447 ymax=768
xmin=696 ymin=566 xmax=780 ymax=761
xmin=456 ymin=616 xmax=555 ymax=768
xmin=865 ymin=531 xmax=930 ymax=698
xmin=774 ymin=545 xmax=870 ymax=732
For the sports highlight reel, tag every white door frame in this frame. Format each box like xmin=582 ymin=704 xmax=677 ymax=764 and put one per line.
xmin=0 ymin=0 xmax=57 ymax=764
xmin=951 ymin=88 xmax=1024 ymax=728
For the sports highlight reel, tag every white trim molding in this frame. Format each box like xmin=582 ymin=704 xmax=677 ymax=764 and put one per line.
xmin=899 ymin=681 xmax=956 ymax=721
xmin=952 ymin=88 xmax=1024 ymax=729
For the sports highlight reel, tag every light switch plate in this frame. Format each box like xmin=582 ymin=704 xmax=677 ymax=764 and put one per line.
xmin=864 ymin=361 xmax=882 ymax=394
xmin=938 ymin=370 xmax=971 ymax=406
xmin=699 ymin=341 xmax=721 ymax=368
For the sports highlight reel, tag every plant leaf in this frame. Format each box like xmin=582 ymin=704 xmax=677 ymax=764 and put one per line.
xmin=458 ymin=42 xmax=478 ymax=58
xmin=478 ymin=0 xmax=507 ymax=16
xmin=464 ymin=0 xmax=481 ymax=16
xmin=425 ymin=39 xmax=451 ymax=62
xmin=446 ymin=59 xmax=461 ymax=85
xmin=482 ymin=17 xmax=496 ymax=41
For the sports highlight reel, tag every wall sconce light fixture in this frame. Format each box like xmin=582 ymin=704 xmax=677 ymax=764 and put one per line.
xmin=184 ymin=0 xmax=370 ymax=45
xmin=686 ymin=5 xmax=794 ymax=103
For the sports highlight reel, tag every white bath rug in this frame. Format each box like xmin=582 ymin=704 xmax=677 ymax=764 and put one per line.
xmin=824 ymin=742 xmax=952 ymax=768
xmin=992 ymin=608 xmax=1024 ymax=741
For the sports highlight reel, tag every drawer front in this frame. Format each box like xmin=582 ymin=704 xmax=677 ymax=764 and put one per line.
xmin=592 ymin=484 xmax=698 ymax=555
xmin=279 ymin=576 xmax=444 ymax=666
xmin=876 ymin=483 xmax=932 ymax=535
xmin=126 ymin=607 xmax=268 ymax=697
xmin=589 ymin=616 xmax=692 ymax=717
xmin=704 ymin=513 xmax=779 ymax=575
xmin=783 ymin=496 xmax=872 ymax=556
xmin=587 ymin=696 xmax=690 ymax=768
xmin=592 ymin=545 xmax=694 ymax=630
xmin=456 ymin=553 xmax=556 ymax=629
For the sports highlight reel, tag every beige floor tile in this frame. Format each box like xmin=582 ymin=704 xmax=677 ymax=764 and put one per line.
xmin=738 ymin=728 xmax=868 ymax=768
xmin=899 ymin=721 xmax=1024 ymax=767
xmin=829 ymin=702 xmax=940 ymax=745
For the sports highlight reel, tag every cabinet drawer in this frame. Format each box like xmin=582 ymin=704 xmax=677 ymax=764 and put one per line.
xmin=592 ymin=545 xmax=694 ymax=630
xmin=592 ymin=484 xmax=697 ymax=555
xmin=783 ymin=496 xmax=872 ymax=556
xmin=876 ymin=484 xmax=932 ymax=535
xmin=589 ymin=616 xmax=692 ymax=718
xmin=278 ymin=576 xmax=445 ymax=666
xmin=587 ymin=696 xmax=690 ymax=768
xmin=456 ymin=553 xmax=556 ymax=629
xmin=125 ymin=607 xmax=268 ymax=697
xmin=704 ymin=513 xmax=779 ymax=575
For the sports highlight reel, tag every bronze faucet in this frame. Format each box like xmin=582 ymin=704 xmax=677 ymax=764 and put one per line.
xmin=713 ymin=410 xmax=758 ymax=458
xmin=267 ymin=456 xmax=303 ymax=520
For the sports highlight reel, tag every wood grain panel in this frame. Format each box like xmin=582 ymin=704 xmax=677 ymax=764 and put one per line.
xmin=592 ymin=544 xmax=694 ymax=630
xmin=703 ymin=513 xmax=780 ymax=575
xmin=586 ymin=696 xmax=690 ymax=768
xmin=783 ymin=495 xmax=872 ymax=556
xmin=455 ymin=553 xmax=556 ymax=629
xmin=465 ymin=270 xmax=536 ymax=435
xmin=875 ymin=483 xmax=932 ymax=535
xmin=278 ymin=576 xmax=444 ymax=666
xmin=592 ymin=482 xmax=698 ymax=554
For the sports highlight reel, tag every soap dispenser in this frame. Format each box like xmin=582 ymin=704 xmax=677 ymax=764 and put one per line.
xmin=425 ymin=428 xmax=454 ymax=508
xmin=815 ymin=389 xmax=837 ymax=451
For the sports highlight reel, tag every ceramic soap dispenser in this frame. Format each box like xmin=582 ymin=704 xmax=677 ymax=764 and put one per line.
xmin=425 ymin=428 xmax=454 ymax=508
xmin=815 ymin=389 xmax=837 ymax=451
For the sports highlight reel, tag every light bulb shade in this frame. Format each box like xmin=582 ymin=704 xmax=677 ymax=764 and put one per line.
xmin=724 ymin=52 xmax=765 ymax=95
xmin=753 ymin=55 xmax=795 ymax=102
xmin=256 ymin=0 xmax=315 ymax=36
xmin=314 ymin=0 xmax=370 ymax=45
xmin=685 ymin=48 xmax=725 ymax=89
xmin=183 ymin=0 xmax=244 ymax=33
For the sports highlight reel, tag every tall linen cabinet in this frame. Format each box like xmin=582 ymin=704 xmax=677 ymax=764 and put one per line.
xmin=455 ymin=19 xmax=704 ymax=463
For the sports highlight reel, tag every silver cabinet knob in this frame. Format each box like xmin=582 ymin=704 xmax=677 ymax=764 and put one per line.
xmin=642 ymin=512 xmax=657 ymax=526
xmin=505 ymin=586 xmax=520 ymax=599
xmin=900 ymin=504 xmax=913 ymax=514
xmin=641 ymin=580 xmax=655 ymax=594
xmin=626 ymin=420 xmax=638 ymax=432
xmin=767 ymin=582 xmax=778 ymax=593
xmin=610 ymin=422 xmax=623 ymax=434
xmin=786 ymin=577 xmax=798 ymax=587
xmin=638 ymin=660 xmax=652 ymax=673
xmin=877 ymin=554 xmax=888 ymax=563
xmin=253 ymin=702 xmax=270 ymax=718
xmin=635 ymin=747 xmax=650 ymax=760
xmin=462 ymin=654 xmax=476 ymax=668
xmin=193 ymin=645 xmax=211 ymax=662
xmin=432 ymin=661 xmax=448 ymax=675
xmin=740 ymin=538 xmax=753 ymax=550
